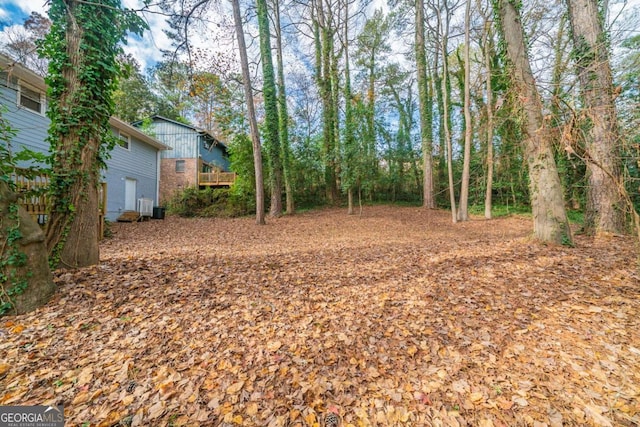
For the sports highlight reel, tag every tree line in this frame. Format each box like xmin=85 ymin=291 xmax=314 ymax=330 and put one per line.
xmin=151 ymin=0 xmax=638 ymax=243
xmin=0 ymin=0 xmax=638 ymax=314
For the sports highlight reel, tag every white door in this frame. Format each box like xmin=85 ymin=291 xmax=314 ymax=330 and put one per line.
xmin=125 ymin=178 xmax=137 ymax=211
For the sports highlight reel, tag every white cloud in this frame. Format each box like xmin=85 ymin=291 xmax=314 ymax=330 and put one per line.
xmin=0 ymin=0 xmax=172 ymax=72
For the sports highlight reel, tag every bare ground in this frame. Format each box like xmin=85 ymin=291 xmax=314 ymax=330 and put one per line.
xmin=1 ymin=206 xmax=639 ymax=426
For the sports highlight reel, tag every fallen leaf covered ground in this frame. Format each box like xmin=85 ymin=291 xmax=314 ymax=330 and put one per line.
xmin=1 ymin=206 xmax=639 ymax=427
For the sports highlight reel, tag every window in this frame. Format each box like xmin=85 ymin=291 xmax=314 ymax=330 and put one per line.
xmin=175 ymin=160 xmax=185 ymax=173
xmin=19 ymin=83 xmax=44 ymax=114
xmin=117 ymin=131 xmax=130 ymax=150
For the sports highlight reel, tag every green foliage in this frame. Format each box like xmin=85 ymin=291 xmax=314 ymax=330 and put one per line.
xmin=289 ymin=133 xmax=326 ymax=209
xmin=227 ymin=133 xmax=257 ymax=209
xmin=166 ymin=187 xmax=250 ymax=218
xmin=40 ymin=0 xmax=148 ymax=170
xmin=469 ymin=204 xmax=531 ymax=218
xmin=0 ymin=113 xmax=18 ymax=186
xmin=102 ymin=219 xmax=114 ymax=239
xmin=0 ymin=204 xmax=29 ymax=316
xmin=39 ymin=0 xmax=147 ymax=264
xmin=113 ymin=54 xmax=158 ymax=122
xmin=165 ymin=135 xmax=256 ymax=218
xmin=149 ymin=61 xmax=193 ymax=123
xmin=0 ymin=112 xmax=29 ymax=315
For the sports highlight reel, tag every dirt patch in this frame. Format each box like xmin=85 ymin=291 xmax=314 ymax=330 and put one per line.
xmin=1 ymin=206 xmax=638 ymax=426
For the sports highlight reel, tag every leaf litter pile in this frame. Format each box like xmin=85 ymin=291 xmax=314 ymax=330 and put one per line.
xmin=1 ymin=206 xmax=639 ymax=427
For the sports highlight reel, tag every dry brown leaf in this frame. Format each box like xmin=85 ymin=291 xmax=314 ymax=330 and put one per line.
xmin=226 ymin=381 xmax=244 ymax=395
xmin=583 ymin=404 xmax=613 ymax=427
xmin=0 ymin=207 xmax=637 ymax=427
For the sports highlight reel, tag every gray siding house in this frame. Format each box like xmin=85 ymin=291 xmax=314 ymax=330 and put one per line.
xmin=134 ymin=115 xmax=234 ymax=204
xmin=0 ymin=53 xmax=169 ymax=221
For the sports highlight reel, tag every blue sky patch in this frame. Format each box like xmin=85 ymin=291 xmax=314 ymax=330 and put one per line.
xmin=0 ymin=1 xmax=29 ymax=30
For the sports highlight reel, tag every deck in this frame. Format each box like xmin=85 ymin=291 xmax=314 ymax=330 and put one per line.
xmin=12 ymin=169 xmax=107 ymax=238
xmin=199 ymin=171 xmax=237 ymax=186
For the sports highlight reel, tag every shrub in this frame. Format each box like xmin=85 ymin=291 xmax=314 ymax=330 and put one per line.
xmin=166 ymin=187 xmax=251 ymax=218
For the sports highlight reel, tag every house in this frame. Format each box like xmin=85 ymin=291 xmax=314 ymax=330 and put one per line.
xmin=0 ymin=53 xmax=170 ymax=222
xmin=134 ymin=115 xmax=236 ymax=204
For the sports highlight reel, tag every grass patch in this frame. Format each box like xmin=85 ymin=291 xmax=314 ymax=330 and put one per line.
xmin=469 ymin=204 xmax=532 ymax=218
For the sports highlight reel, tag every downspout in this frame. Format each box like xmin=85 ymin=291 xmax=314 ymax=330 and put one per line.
xmin=156 ymin=150 xmax=161 ymax=206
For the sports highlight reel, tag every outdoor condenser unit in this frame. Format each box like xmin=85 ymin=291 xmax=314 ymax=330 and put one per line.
xmin=138 ymin=198 xmax=153 ymax=218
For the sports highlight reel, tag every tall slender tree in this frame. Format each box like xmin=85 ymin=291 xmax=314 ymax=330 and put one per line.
xmin=415 ymin=0 xmax=436 ymax=208
xmin=256 ymin=0 xmax=284 ymax=217
xmin=272 ymin=0 xmax=295 ymax=214
xmin=355 ymin=9 xmax=391 ymax=181
xmin=477 ymin=0 xmax=495 ymax=218
xmin=457 ymin=0 xmax=473 ymax=221
xmin=232 ymin=0 xmax=266 ymax=225
xmin=439 ymin=1 xmax=457 ymax=223
xmin=341 ymin=0 xmax=357 ymax=214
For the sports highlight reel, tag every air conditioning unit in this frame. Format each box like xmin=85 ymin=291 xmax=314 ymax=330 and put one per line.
xmin=138 ymin=198 xmax=153 ymax=218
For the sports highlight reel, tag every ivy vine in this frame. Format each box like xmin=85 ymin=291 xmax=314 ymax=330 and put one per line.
xmin=37 ymin=0 xmax=147 ymax=266
xmin=0 ymin=109 xmax=46 ymax=315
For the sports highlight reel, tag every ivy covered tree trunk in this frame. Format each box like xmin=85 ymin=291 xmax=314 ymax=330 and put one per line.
xmin=273 ymin=0 xmax=294 ymax=215
xmin=0 ymin=181 xmax=54 ymax=316
xmin=257 ymin=0 xmax=284 ymax=217
xmin=440 ymin=6 xmax=457 ymax=223
xmin=415 ymin=0 xmax=435 ymax=209
xmin=41 ymin=0 xmax=145 ymax=267
xmin=497 ymin=0 xmax=573 ymax=244
xmin=566 ymin=0 xmax=625 ymax=235
xmin=314 ymin=0 xmax=340 ymax=204
xmin=342 ymin=0 xmax=356 ymax=215
xmin=480 ymin=12 xmax=495 ymax=219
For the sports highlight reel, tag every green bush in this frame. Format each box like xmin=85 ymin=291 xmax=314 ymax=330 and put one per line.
xmin=166 ymin=187 xmax=251 ymax=218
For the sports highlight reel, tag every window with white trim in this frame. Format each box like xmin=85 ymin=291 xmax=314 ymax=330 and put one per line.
xmin=19 ymin=83 xmax=44 ymax=114
xmin=117 ymin=131 xmax=130 ymax=150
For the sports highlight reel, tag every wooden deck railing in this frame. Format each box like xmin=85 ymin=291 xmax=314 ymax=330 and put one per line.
xmin=12 ymin=169 xmax=107 ymax=238
xmin=13 ymin=171 xmax=50 ymax=223
xmin=198 ymin=171 xmax=237 ymax=186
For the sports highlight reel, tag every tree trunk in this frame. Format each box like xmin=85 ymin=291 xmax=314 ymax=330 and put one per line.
xmin=416 ymin=0 xmax=435 ymax=208
xmin=343 ymin=0 xmax=355 ymax=215
xmin=273 ymin=0 xmax=294 ymax=215
xmin=43 ymin=0 xmax=145 ymax=267
xmin=440 ymin=6 xmax=457 ymax=223
xmin=1 ymin=181 xmax=54 ymax=316
xmin=565 ymin=0 xmax=625 ymax=235
xmin=457 ymin=0 xmax=472 ymax=221
xmin=232 ymin=0 xmax=266 ymax=225
xmin=45 ymin=10 xmax=100 ymax=268
xmin=498 ymin=0 xmax=572 ymax=244
xmin=256 ymin=0 xmax=283 ymax=217
xmin=315 ymin=0 xmax=339 ymax=204
xmin=478 ymin=0 xmax=495 ymax=219
xmin=483 ymin=22 xmax=495 ymax=219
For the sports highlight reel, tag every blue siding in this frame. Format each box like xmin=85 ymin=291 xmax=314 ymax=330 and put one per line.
xmin=1 ymin=81 xmax=160 ymax=221
xmin=103 ymin=129 xmax=159 ymax=221
xmin=145 ymin=117 xmax=230 ymax=171
xmin=150 ymin=120 xmax=198 ymax=159
xmin=199 ymin=136 xmax=230 ymax=170
xmin=0 ymin=74 xmax=49 ymax=166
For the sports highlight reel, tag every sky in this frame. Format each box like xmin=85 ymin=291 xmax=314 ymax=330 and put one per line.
xmin=0 ymin=0 xmax=637 ymax=75
xmin=0 ymin=0 xmax=173 ymax=71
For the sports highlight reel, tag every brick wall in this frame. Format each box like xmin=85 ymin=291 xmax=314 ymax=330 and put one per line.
xmin=160 ymin=158 xmax=198 ymax=204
